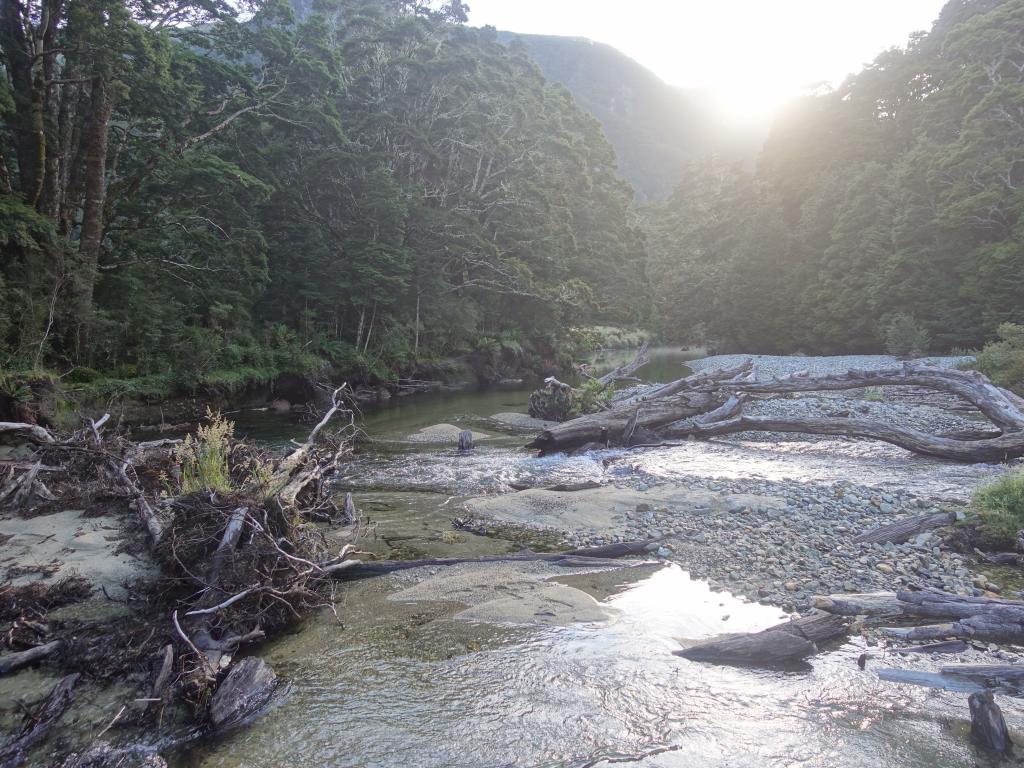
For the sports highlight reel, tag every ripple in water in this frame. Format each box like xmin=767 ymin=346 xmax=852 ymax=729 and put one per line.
xmin=179 ymin=565 xmax=1015 ymax=768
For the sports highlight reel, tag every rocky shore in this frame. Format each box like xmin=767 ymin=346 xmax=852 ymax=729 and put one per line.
xmin=459 ymin=353 xmax=1019 ymax=616
xmin=625 ymin=477 xmax=976 ymax=613
xmin=460 ymin=476 xmax=993 ymax=614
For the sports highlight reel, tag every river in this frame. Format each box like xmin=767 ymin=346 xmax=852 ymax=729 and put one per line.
xmin=180 ymin=348 xmax=1015 ymax=768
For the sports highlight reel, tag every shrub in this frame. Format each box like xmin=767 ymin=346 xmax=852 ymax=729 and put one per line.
xmin=863 ymin=387 xmax=883 ymax=402
xmin=174 ymin=411 xmax=234 ymax=494
xmin=64 ymin=367 xmax=102 ymax=384
xmin=971 ymin=469 xmax=1024 ymax=548
xmin=878 ymin=313 xmax=930 ymax=357
xmin=570 ymin=379 xmax=614 ymax=417
xmin=974 ymin=323 xmax=1024 ymax=395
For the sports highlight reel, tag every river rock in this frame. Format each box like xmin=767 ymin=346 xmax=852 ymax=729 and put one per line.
xmin=407 ymin=424 xmax=491 ymax=443
xmin=209 ymin=657 xmax=277 ymax=730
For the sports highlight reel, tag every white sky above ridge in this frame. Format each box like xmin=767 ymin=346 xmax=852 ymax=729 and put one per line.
xmin=466 ymin=0 xmax=949 ymax=118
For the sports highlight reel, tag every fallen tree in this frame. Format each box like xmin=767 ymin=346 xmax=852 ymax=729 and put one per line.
xmin=813 ymin=589 xmax=1024 ymax=644
xmin=674 ymin=609 xmax=849 ymax=667
xmin=527 ymin=361 xmax=1024 ymax=462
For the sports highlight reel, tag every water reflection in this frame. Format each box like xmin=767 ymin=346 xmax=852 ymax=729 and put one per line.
xmin=180 ymin=565 xmax=1013 ymax=768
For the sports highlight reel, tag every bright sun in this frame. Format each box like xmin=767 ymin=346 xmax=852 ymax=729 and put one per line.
xmin=467 ymin=0 xmax=947 ymax=122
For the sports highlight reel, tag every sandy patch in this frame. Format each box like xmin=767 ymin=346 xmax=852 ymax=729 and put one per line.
xmin=389 ymin=562 xmax=615 ymax=625
xmin=462 ymin=484 xmax=786 ymax=534
xmin=0 ymin=509 xmax=156 ymax=597
xmin=406 ymin=424 xmax=492 ymax=443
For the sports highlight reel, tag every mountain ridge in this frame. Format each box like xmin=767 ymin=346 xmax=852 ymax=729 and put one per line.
xmin=495 ymin=31 xmax=764 ymax=200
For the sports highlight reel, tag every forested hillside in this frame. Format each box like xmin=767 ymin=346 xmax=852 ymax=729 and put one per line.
xmin=4 ymin=0 xmax=1023 ymax=405
xmin=495 ymin=32 xmax=762 ymax=202
xmin=647 ymin=0 xmax=1024 ymax=354
xmin=0 ymin=0 xmax=646 ymax=395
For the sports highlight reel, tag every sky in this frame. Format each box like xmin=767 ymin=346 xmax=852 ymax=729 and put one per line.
xmin=466 ymin=0 xmax=949 ymax=118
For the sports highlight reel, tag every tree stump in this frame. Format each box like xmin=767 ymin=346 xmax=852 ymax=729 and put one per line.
xmin=969 ymin=690 xmax=1013 ymax=757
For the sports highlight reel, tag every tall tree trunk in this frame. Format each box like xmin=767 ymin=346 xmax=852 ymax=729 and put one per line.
xmin=0 ymin=0 xmax=45 ymax=205
xmin=414 ymin=291 xmax=420 ymax=357
xmin=71 ymin=75 xmax=113 ymax=358
xmin=355 ymin=305 xmax=366 ymax=351
xmin=363 ymin=301 xmax=377 ymax=354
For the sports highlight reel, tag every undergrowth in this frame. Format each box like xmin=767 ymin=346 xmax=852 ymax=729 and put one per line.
xmin=971 ymin=468 xmax=1024 ymax=547
xmin=174 ymin=411 xmax=235 ymax=494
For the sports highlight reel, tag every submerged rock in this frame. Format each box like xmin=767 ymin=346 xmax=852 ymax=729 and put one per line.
xmin=406 ymin=424 xmax=491 ymax=443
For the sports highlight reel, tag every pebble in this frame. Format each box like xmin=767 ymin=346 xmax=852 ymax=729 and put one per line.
xmin=613 ymin=473 xmax=979 ymax=611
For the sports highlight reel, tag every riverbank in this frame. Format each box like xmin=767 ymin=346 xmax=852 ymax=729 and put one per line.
xmin=1 ymin=350 xmax=1020 ymax=766
xmin=456 ymin=353 xmax=1014 ymax=613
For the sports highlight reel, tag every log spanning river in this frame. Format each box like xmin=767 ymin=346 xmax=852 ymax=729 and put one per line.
xmin=180 ymin=349 xmax=1016 ymax=768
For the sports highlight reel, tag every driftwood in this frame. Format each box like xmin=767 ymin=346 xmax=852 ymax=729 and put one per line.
xmin=0 ymin=641 xmax=62 ymax=676
xmin=970 ymin=690 xmax=1014 ymax=757
xmin=332 ymin=540 xmax=657 ymax=580
xmin=594 ymin=343 xmax=650 ymax=385
xmin=270 ymin=384 xmax=354 ymax=511
xmin=816 ymin=589 xmax=1024 ymax=643
xmin=528 ymin=360 xmax=1024 ymax=462
xmin=0 ymin=423 xmax=55 ymax=444
xmin=674 ymin=610 xmax=849 ymax=667
xmin=856 ymin=640 xmax=969 ymax=668
xmin=0 ymin=673 xmax=79 ymax=768
xmin=208 ymin=657 xmax=277 ymax=730
xmin=852 ymin=511 xmax=957 ymax=545
xmin=507 ymin=480 xmax=602 ymax=492
xmin=876 ymin=664 xmax=1024 ymax=697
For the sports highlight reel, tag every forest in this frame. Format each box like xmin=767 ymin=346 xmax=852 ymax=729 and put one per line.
xmin=1 ymin=0 xmax=1022 ymax=401
xmin=0 ymin=0 xmax=647 ymax=399
xmin=648 ymin=0 xmax=1024 ymax=355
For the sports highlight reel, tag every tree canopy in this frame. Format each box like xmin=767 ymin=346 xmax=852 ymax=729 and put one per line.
xmin=647 ymin=0 xmax=1024 ymax=354
xmin=0 ymin=0 xmax=646 ymax=389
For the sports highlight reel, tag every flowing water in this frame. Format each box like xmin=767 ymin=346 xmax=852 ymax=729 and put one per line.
xmin=183 ymin=348 xmax=1016 ymax=767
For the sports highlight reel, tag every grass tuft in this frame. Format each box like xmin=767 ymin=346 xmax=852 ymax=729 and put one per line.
xmin=971 ymin=469 xmax=1024 ymax=548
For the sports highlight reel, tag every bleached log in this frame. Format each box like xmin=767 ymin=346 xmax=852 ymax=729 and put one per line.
xmin=0 ymin=641 xmax=62 ymax=676
xmin=812 ymin=592 xmax=905 ymax=617
xmin=877 ymin=664 xmax=1024 ymax=699
xmin=852 ymin=511 xmax=957 ymax=545
xmin=663 ymin=414 xmax=1024 ymax=462
xmin=674 ymin=610 xmax=849 ymax=666
xmin=531 ymin=361 xmax=1024 ymax=462
xmin=0 ymin=422 xmax=54 ymax=444
xmin=696 ymin=364 xmax=1024 ymax=433
xmin=595 ymin=343 xmax=650 ymax=385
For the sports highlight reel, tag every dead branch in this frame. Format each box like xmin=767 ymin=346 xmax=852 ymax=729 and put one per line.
xmin=528 ymin=360 xmax=1024 ymax=462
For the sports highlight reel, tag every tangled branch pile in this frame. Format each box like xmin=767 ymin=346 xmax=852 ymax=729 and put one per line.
xmin=0 ymin=386 xmax=364 ymax=761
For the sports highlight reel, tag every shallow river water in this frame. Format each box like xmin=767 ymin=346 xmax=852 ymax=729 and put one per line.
xmin=184 ymin=349 xmax=1016 ymax=768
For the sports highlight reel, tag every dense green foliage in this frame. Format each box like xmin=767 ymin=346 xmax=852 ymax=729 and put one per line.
xmin=496 ymin=32 xmax=761 ymax=202
xmin=648 ymin=0 xmax=1024 ymax=354
xmin=4 ymin=0 xmax=1024 ymax=401
xmin=974 ymin=323 xmax=1024 ymax=394
xmin=972 ymin=468 xmax=1024 ymax=547
xmin=0 ymin=0 xmax=647 ymax=393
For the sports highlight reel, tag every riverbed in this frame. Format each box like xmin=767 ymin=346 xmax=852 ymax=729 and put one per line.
xmin=174 ymin=349 xmax=1021 ymax=767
